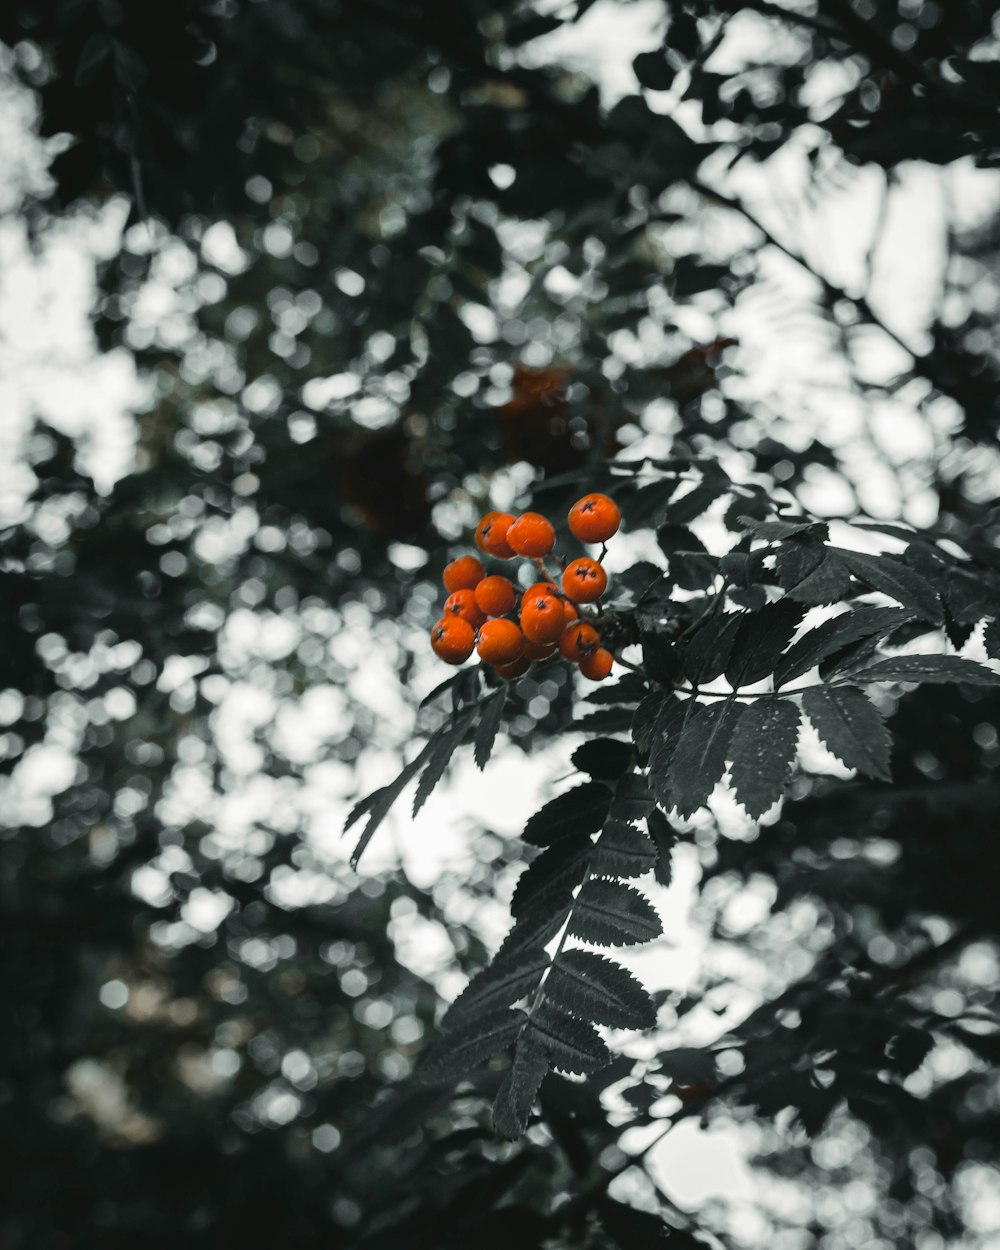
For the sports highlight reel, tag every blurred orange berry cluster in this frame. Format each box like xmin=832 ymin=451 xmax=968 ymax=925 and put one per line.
xmin=429 ymin=494 xmax=621 ymax=682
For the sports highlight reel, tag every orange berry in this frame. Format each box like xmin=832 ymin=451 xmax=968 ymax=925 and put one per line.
xmin=507 ymin=511 xmax=556 ymax=558
xmin=523 ymin=638 xmax=558 ymax=661
xmin=559 ymin=621 xmax=600 ymax=662
xmin=475 ymin=511 xmax=516 ymax=558
xmin=443 ymin=555 xmax=485 ymax=593
xmin=430 ymin=617 xmax=475 ymax=664
xmin=561 ymin=598 xmax=579 ymax=626
xmin=494 ymin=655 xmax=531 ymax=680
xmin=578 ymin=647 xmax=613 ymax=681
xmin=520 ymin=591 xmax=567 ymax=645
xmin=523 ymin=579 xmax=558 ymax=601
xmin=477 ymin=618 xmax=526 ymax=666
xmin=444 ymin=589 xmax=486 ymax=628
xmin=562 ymin=557 xmax=608 ymax=603
xmin=474 ymin=575 xmax=516 ymax=618
xmin=568 ymin=493 xmax=621 ymax=544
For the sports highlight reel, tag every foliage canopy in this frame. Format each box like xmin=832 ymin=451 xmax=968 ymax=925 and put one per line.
xmin=2 ymin=1 xmax=1000 ymax=1247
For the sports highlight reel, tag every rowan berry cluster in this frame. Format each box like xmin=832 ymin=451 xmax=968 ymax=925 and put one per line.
xmin=430 ymin=493 xmax=621 ymax=682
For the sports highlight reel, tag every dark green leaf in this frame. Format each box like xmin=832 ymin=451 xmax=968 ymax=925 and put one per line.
xmin=680 ymin=611 xmax=740 ymax=685
xmin=522 ymin=782 xmax=613 ymax=847
xmin=413 ymin=709 xmax=474 ymax=816
xmin=576 ymin=706 xmax=642 ymax=735
xmin=611 ymin=771 xmax=655 ymax=822
xmin=584 ymin=671 xmax=649 ymax=704
xmin=442 ymin=950 xmax=549 ymax=1030
xmin=725 ymin=601 xmax=804 ymax=687
xmin=665 ymin=478 xmax=730 ymax=525
xmin=801 ymin=687 xmax=891 ymax=780
xmin=839 ymin=549 xmax=943 ymax=623
xmin=986 ymin=618 xmax=1000 ymax=661
xmin=492 ymin=1042 xmax=550 ymax=1139
xmin=546 ymin=950 xmax=656 ymax=1030
xmin=739 ymin=516 xmax=826 ymax=540
xmin=569 ymin=879 xmax=662 ymax=946
xmin=775 ymin=544 xmax=852 ymax=605
xmin=667 ymin=699 xmax=744 ymax=818
xmin=774 ymin=607 xmax=913 ymax=687
xmin=850 ymin=654 xmax=1000 ymax=687
xmin=728 ymin=699 xmax=800 ymax=819
xmin=647 ymin=696 xmax=690 ymax=808
xmin=346 ymin=742 xmax=433 ymax=868
xmin=591 ymin=821 xmax=656 ymax=879
xmin=474 ymin=688 xmax=507 ymax=770
xmin=511 ymin=837 xmax=591 ymax=920
xmin=572 ymin=738 xmax=634 ymax=782
xmin=526 ymin=1003 xmax=610 ymax=1074
xmin=420 ymin=1008 xmax=524 ymax=1082
xmin=632 ymin=691 xmax=663 ymax=756
xmin=647 ymin=808 xmax=677 ymax=887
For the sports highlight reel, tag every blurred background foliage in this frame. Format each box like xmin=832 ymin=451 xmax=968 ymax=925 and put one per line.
xmin=1 ymin=0 xmax=999 ymax=1246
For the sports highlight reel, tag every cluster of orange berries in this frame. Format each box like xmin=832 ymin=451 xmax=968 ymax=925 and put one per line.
xmin=429 ymin=493 xmax=621 ymax=682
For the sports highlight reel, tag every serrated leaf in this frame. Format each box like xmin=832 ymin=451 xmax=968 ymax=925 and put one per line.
xmin=839 ymin=549 xmax=943 ymax=623
xmin=725 ymin=601 xmax=804 ymax=687
xmin=647 ymin=696 xmax=690 ymax=809
xmin=728 ymin=699 xmax=800 ymax=819
xmin=442 ymin=949 xmax=549 ymax=1031
xmin=667 ymin=699 xmax=744 ymax=818
xmin=680 ymin=611 xmax=741 ymax=685
xmin=419 ymin=670 xmax=467 ymax=709
xmin=632 ymin=692 xmax=663 ymax=756
xmin=656 ymin=1047 xmax=718 ymax=1084
xmin=494 ymin=906 xmax=567 ymax=962
xmin=511 ymin=837 xmax=591 ymax=920
xmin=775 ymin=544 xmax=852 ymax=605
xmin=665 ymin=478 xmax=730 ymax=525
xmin=523 ymin=782 xmax=613 ymax=847
xmin=420 ymin=1008 xmax=524 ymax=1082
xmin=647 ymin=808 xmax=677 ymax=887
xmin=474 ymin=688 xmax=507 ymax=770
xmin=584 ymin=671 xmax=649 ymax=704
xmin=572 ymin=738 xmax=634 ymax=781
xmin=739 ymin=516 xmax=827 ymax=540
xmin=569 ymin=879 xmax=662 ymax=947
xmin=774 ymin=607 xmax=913 ymax=688
xmin=526 ymin=1003 xmax=610 ymax=1074
xmin=413 ymin=709 xmax=474 ymax=816
xmin=591 ymin=821 xmax=656 ymax=878
xmin=493 ymin=1042 xmax=550 ymax=1139
xmin=986 ymin=619 xmax=1000 ymax=661
xmin=611 ymin=772 xmax=655 ymax=822
xmin=575 ymin=706 xmax=642 ymax=735
xmin=640 ymin=626 xmax=682 ymax=685
xmin=622 ymin=477 xmax=681 ymax=529
xmin=546 ymin=950 xmax=656 ymax=1030
xmin=346 ymin=744 xmax=432 ymax=868
xmin=801 ymin=687 xmax=891 ymax=780
xmin=850 ymin=654 xmax=1000 ymax=687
